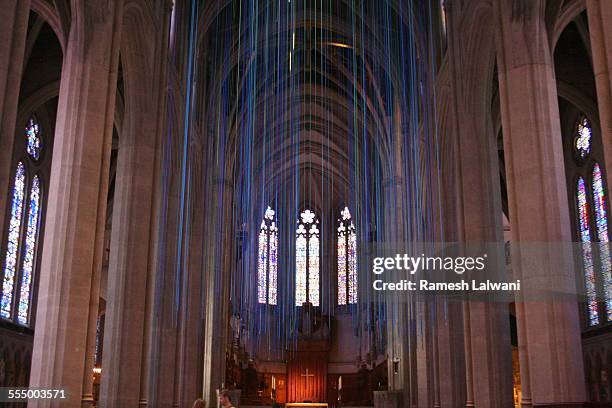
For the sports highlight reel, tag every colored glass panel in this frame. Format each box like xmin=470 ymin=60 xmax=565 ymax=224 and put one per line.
xmin=25 ymin=117 xmax=42 ymax=160
xmin=258 ymin=206 xmax=278 ymax=305
xmin=592 ymin=163 xmax=612 ymax=321
xmin=296 ymin=234 xmax=307 ymax=306
xmin=337 ymin=223 xmax=347 ymax=306
xmin=258 ymin=223 xmax=268 ymax=304
xmin=1 ymin=163 xmax=26 ymax=319
xmin=94 ymin=314 xmax=105 ymax=366
xmin=269 ymin=222 xmax=278 ymax=305
xmin=17 ymin=175 xmax=41 ymax=325
xmin=348 ymin=228 xmax=357 ymax=304
xmin=574 ymin=116 xmax=592 ymax=162
xmin=337 ymin=207 xmax=357 ymax=305
xmin=578 ymin=177 xmax=599 ymax=326
xmin=309 ymin=227 xmax=320 ymax=307
xmin=296 ymin=209 xmax=320 ymax=306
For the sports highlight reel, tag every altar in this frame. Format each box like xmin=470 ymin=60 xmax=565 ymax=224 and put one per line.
xmin=285 ymin=404 xmax=328 ymax=407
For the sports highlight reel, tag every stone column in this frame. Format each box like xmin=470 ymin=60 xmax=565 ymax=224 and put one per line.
xmin=380 ymin=97 xmax=415 ymax=406
xmin=446 ymin=1 xmax=514 ymax=406
xmin=0 ymin=0 xmax=31 ymax=236
xmin=28 ymin=2 xmax=124 ymax=407
xmin=202 ymin=177 xmax=235 ymax=404
xmin=381 ymin=176 xmax=408 ymax=399
xmin=415 ymin=299 xmax=435 ymax=407
xmin=434 ymin=298 xmax=466 ymax=407
xmin=174 ymin=183 xmax=206 ymax=407
xmin=98 ymin=84 xmax=161 ymax=407
xmin=147 ymin=174 xmax=181 ymax=407
xmin=495 ymin=0 xmax=587 ymax=405
xmin=380 ymin=178 xmax=422 ymax=408
xmin=587 ymin=0 xmax=612 ymax=196
xmin=98 ymin=4 xmax=171 ymax=405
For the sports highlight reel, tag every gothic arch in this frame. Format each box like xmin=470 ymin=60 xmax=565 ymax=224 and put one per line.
xmin=30 ymin=0 xmax=67 ymax=51
xmin=551 ymin=0 xmax=587 ymax=50
xmin=15 ymin=81 xmax=60 ymax=128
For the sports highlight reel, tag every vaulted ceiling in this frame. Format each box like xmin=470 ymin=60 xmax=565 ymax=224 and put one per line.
xmin=195 ymin=0 xmax=438 ymax=209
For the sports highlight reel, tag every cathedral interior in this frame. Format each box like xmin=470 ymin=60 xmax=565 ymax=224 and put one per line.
xmin=0 ymin=0 xmax=611 ymax=407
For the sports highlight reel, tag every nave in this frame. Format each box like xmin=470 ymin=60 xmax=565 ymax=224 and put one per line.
xmin=0 ymin=1 xmax=610 ymax=407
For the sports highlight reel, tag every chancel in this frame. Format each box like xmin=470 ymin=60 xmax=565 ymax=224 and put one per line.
xmin=0 ymin=0 xmax=611 ymax=408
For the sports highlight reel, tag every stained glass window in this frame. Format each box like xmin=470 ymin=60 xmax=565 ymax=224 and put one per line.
xmin=94 ymin=314 xmax=105 ymax=367
xmin=592 ymin=163 xmax=612 ymax=321
xmin=17 ymin=175 xmax=40 ymax=325
xmin=308 ymin=226 xmax=320 ymax=306
xmin=258 ymin=223 xmax=268 ymax=303
xmin=338 ymin=207 xmax=357 ymax=305
xmin=296 ymin=231 xmax=307 ymax=305
xmin=577 ymin=177 xmax=599 ymax=325
xmin=1 ymin=163 xmax=26 ymax=319
xmin=295 ymin=209 xmax=320 ymax=306
xmin=258 ymin=206 xmax=278 ymax=305
xmin=1 ymin=114 xmax=47 ymax=326
xmin=338 ymin=225 xmax=347 ymax=305
xmin=269 ymin=224 xmax=278 ymax=305
xmin=348 ymin=224 xmax=357 ymax=304
xmin=25 ymin=117 xmax=42 ymax=160
xmin=574 ymin=116 xmax=592 ymax=162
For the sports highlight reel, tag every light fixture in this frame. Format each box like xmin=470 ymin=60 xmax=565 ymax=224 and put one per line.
xmin=327 ymin=42 xmax=352 ymax=49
